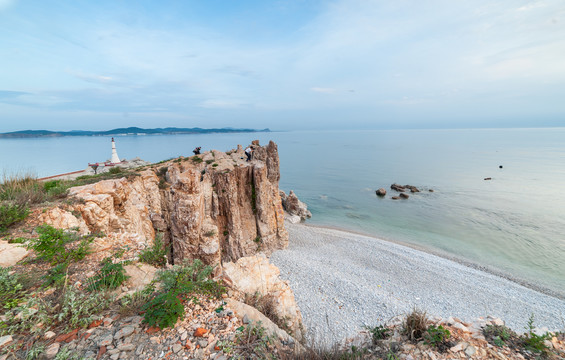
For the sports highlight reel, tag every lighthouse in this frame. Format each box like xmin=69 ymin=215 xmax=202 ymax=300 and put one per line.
xmin=110 ymin=137 xmax=121 ymax=164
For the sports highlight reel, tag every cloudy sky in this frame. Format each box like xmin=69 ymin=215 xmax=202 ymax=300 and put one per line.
xmin=1 ymin=0 xmax=564 ymax=131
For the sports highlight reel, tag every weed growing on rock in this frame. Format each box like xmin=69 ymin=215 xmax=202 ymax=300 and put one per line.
xmin=483 ymin=324 xmax=517 ymax=347
xmin=192 ymin=156 xmax=203 ymax=163
xmin=138 ymin=233 xmax=167 ymax=267
xmin=204 ymin=230 xmax=216 ymax=237
xmin=243 ymin=292 xmax=290 ymax=333
xmin=424 ymin=325 xmax=452 ymax=352
xmin=120 ymin=284 xmax=155 ymax=316
xmin=403 ymin=308 xmax=428 ymax=341
xmin=521 ymin=314 xmax=552 ymax=355
xmin=24 ymin=342 xmax=45 ymax=360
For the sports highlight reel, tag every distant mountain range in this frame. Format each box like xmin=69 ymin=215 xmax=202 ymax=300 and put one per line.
xmin=0 ymin=127 xmax=270 ymax=138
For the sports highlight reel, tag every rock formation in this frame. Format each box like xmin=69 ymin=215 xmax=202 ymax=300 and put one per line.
xmin=42 ymin=141 xmax=289 ymax=267
xmin=222 ymin=255 xmax=304 ymax=340
xmin=375 ymin=188 xmax=386 ymax=197
xmin=280 ymin=190 xmax=312 ymax=221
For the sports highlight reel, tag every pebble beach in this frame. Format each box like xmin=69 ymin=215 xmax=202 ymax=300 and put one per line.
xmin=271 ymin=222 xmax=565 ymax=345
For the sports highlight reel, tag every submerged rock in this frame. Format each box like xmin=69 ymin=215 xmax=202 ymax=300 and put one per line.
xmin=376 ymin=188 xmax=387 ymax=197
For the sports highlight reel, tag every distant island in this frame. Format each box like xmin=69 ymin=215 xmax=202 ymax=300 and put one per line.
xmin=0 ymin=126 xmax=270 ymax=138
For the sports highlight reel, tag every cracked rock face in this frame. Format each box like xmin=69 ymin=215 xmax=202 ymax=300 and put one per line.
xmin=55 ymin=141 xmax=289 ymax=266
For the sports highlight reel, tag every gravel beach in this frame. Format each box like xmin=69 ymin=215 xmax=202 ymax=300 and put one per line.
xmin=270 ymin=222 xmax=565 ymax=345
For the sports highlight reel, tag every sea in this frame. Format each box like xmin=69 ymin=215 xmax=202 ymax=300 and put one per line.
xmin=1 ymin=128 xmax=564 ymax=296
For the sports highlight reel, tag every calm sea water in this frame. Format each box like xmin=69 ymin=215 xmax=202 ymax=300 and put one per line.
xmin=1 ymin=129 xmax=564 ymax=295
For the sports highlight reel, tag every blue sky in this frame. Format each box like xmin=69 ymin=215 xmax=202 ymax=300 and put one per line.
xmin=0 ymin=0 xmax=564 ymax=131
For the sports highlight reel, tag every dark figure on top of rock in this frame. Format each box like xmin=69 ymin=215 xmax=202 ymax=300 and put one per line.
xmin=245 ymin=146 xmax=253 ymax=162
xmin=193 ymin=147 xmax=201 ymax=155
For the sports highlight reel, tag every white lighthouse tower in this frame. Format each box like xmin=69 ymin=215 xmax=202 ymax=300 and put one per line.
xmin=110 ymin=137 xmax=121 ymax=164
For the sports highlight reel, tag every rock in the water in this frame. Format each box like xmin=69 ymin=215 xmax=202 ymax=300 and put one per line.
xmin=390 ymin=183 xmax=406 ymax=192
xmin=376 ymin=188 xmax=386 ymax=197
xmin=399 ymin=193 xmax=409 ymax=199
xmin=391 ymin=196 xmax=400 ymax=200
xmin=280 ymin=190 xmax=312 ymax=221
xmin=484 ymin=177 xmax=492 ymax=180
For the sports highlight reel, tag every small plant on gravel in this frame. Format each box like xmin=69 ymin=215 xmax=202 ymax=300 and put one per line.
xmin=138 ymin=233 xmax=167 ymax=267
xmin=483 ymin=324 xmax=516 ymax=347
xmin=0 ymin=267 xmax=25 ymax=309
xmin=56 ymin=286 xmax=113 ymax=330
xmin=521 ymin=314 xmax=552 ymax=354
xmin=192 ymin=156 xmax=203 ymax=163
xmin=25 ymin=342 xmax=45 ymax=360
xmin=367 ymin=324 xmax=392 ymax=343
xmin=86 ymin=252 xmax=129 ymax=291
xmin=53 ymin=346 xmax=82 ymax=360
xmin=403 ymin=308 xmax=428 ymax=341
xmin=424 ymin=325 xmax=451 ymax=350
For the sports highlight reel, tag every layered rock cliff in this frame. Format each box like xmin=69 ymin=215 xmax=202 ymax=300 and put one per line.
xmin=43 ymin=141 xmax=288 ymax=267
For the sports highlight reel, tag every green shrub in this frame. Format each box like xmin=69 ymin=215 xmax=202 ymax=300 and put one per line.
xmin=43 ymin=180 xmax=61 ymax=192
xmin=0 ymin=267 xmax=25 ymax=309
xmin=368 ymin=324 xmax=392 ymax=343
xmin=120 ymin=284 xmax=155 ymax=316
xmin=0 ymin=203 xmax=29 ymax=232
xmin=1 ymin=172 xmax=45 ymax=205
xmin=142 ymin=290 xmax=184 ymax=328
xmin=424 ymin=325 xmax=450 ymax=347
xmin=212 ymin=163 xmax=218 ymax=167
xmin=206 ymin=160 xmax=213 ymax=164
xmin=138 ymin=233 xmax=167 ymax=267
xmin=232 ymin=322 xmax=275 ymax=359
xmin=108 ymin=167 xmax=123 ymax=174
xmin=86 ymin=253 xmax=129 ymax=291
xmin=27 ymin=225 xmax=92 ymax=265
xmin=191 ymin=156 xmax=203 ymax=163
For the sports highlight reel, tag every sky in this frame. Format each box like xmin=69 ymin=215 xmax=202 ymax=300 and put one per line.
xmin=0 ymin=0 xmax=564 ymax=131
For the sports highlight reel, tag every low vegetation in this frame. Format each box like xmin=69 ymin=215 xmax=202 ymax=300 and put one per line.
xmin=138 ymin=233 xmax=167 ymax=267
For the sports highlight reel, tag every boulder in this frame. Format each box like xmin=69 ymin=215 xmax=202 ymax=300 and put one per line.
xmin=222 ymin=255 xmax=304 ymax=340
xmin=124 ymin=263 xmax=158 ymax=292
xmin=391 ymin=183 xmax=406 ymax=192
xmin=39 ymin=207 xmax=89 ymax=235
xmin=0 ymin=241 xmax=29 ymax=267
xmin=399 ymin=193 xmax=409 ymax=199
xmin=280 ymin=190 xmax=311 ymax=221
xmin=376 ymin=188 xmax=386 ymax=197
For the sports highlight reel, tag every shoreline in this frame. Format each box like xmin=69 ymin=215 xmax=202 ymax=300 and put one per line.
xmin=301 ymin=221 xmax=565 ymax=301
xmin=271 ymin=221 xmax=565 ymax=345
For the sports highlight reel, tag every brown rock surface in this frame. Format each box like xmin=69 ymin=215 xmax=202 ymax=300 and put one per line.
xmin=222 ymin=255 xmax=303 ymax=339
xmin=55 ymin=141 xmax=289 ymax=267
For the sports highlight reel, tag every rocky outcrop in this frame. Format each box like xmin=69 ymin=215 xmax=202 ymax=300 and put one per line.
xmin=280 ymin=190 xmax=312 ymax=221
xmin=376 ymin=188 xmax=386 ymax=197
xmin=222 ymin=255 xmax=304 ymax=340
xmin=60 ymin=141 xmax=288 ymax=267
xmin=39 ymin=207 xmax=89 ymax=235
